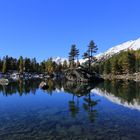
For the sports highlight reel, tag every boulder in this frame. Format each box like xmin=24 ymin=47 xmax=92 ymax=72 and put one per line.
xmin=64 ymin=68 xmax=103 ymax=82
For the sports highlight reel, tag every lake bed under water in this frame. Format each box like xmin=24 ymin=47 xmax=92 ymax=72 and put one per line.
xmin=0 ymin=80 xmax=140 ymax=140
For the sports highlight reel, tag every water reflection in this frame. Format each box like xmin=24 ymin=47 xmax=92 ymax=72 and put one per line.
xmin=94 ymin=80 xmax=140 ymax=111
xmin=0 ymin=79 xmax=42 ymax=96
xmin=1 ymin=79 xmax=140 ymax=103
xmin=2 ymin=79 xmax=140 ymax=120
xmin=1 ymin=79 xmax=140 ymax=139
xmin=0 ymin=79 xmax=99 ymax=122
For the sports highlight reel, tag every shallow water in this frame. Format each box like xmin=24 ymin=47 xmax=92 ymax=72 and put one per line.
xmin=0 ymin=79 xmax=140 ymax=140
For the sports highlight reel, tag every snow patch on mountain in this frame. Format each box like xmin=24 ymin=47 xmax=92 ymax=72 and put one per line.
xmin=52 ymin=57 xmax=67 ymax=64
xmin=52 ymin=57 xmax=86 ymax=64
xmin=53 ymin=38 xmax=140 ymax=64
xmin=96 ymin=38 xmax=140 ymax=60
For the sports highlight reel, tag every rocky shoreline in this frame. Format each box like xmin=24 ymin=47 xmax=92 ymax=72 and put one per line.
xmin=102 ymin=73 xmax=140 ymax=82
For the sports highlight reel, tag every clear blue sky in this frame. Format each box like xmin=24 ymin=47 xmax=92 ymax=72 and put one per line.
xmin=0 ymin=0 xmax=140 ymax=62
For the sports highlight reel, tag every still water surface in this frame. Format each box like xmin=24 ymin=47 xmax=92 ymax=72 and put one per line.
xmin=0 ymin=79 xmax=140 ymax=140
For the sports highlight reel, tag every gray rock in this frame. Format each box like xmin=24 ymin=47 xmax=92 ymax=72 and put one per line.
xmin=64 ymin=67 xmax=103 ymax=82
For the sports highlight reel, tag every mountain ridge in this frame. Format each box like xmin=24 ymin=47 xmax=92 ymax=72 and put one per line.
xmin=53 ymin=38 xmax=140 ymax=64
xmin=96 ymin=38 xmax=140 ymax=60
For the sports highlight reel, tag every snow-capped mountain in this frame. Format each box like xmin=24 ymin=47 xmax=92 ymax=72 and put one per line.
xmin=96 ymin=38 xmax=140 ymax=60
xmin=53 ymin=38 xmax=140 ymax=64
xmin=52 ymin=57 xmax=86 ymax=64
xmin=52 ymin=57 xmax=68 ymax=64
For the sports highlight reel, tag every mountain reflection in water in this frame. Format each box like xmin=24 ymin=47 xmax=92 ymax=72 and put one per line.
xmin=94 ymin=80 xmax=140 ymax=111
xmin=0 ymin=79 xmax=140 ymax=140
xmin=1 ymin=79 xmax=140 ymax=110
xmin=0 ymin=79 xmax=99 ymax=122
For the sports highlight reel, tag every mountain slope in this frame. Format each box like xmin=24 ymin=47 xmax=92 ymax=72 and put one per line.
xmin=53 ymin=38 xmax=140 ymax=64
xmin=96 ymin=38 xmax=140 ymax=60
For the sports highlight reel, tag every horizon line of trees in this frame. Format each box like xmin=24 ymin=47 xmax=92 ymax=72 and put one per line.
xmin=93 ymin=49 xmax=140 ymax=75
xmin=0 ymin=56 xmax=69 ymax=74
xmin=0 ymin=40 xmax=98 ymax=74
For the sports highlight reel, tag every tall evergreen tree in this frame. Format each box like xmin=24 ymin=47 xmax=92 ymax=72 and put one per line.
xmin=40 ymin=61 xmax=45 ymax=73
xmin=2 ymin=59 xmax=7 ymax=73
xmin=104 ymin=60 xmax=111 ymax=74
xmin=45 ymin=58 xmax=56 ymax=75
xmin=18 ymin=56 xmax=24 ymax=74
xmin=24 ymin=58 xmax=31 ymax=72
xmin=83 ymin=40 xmax=98 ymax=71
xmin=135 ymin=50 xmax=140 ymax=72
xmin=0 ymin=59 xmax=3 ymax=72
xmin=63 ymin=60 xmax=68 ymax=70
xmin=122 ymin=51 xmax=135 ymax=74
xmin=31 ymin=58 xmax=37 ymax=72
xmin=69 ymin=44 xmax=79 ymax=68
xmin=111 ymin=58 xmax=119 ymax=75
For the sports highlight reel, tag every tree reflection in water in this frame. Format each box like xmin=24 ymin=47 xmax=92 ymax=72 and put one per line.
xmin=63 ymin=81 xmax=99 ymax=122
xmin=83 ymin=93 xmax=99 ymax=122
xmin=0 ymin=79 xmax=99 ymax=122
xmin=96 ymin=80 xmax=140 ymax=105
xmin=1 ymin=79 xmax=140 ymax=121
xmin=0 ymin=79 xmax=41 ymax=96
xmin=1 ymin=79 xmax=140 ymax=139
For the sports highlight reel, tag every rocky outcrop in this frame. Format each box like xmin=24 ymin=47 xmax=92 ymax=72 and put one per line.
xmin=64 ymin=68 xmax=103 ymax=82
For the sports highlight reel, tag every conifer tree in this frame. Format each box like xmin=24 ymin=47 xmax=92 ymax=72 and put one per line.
xmin=122 ymin=51 xmax=135 ymax=74
xmin=104 ymin=60 xmax=111 ymax=74
xmin=19 ymin=56 xmax=24 ymax=74
xmin=83 ymin=40 xmax=98 ymax=71
xmin=45 ymin=58 xmax=56 ymax=75
xmin=134 ymin=51 xmax=140 ymax=72
xmin=63 ymin=60 xmax=68 ymax=70
xmin=69 ymin=44 xmax=79 ymax=68
xmin=2 ymin=59 xmax=7 ymax=73
xmin=111 ymin=58 xmax=119 ymax=75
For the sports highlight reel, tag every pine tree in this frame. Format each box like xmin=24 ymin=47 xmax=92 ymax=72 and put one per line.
xmin=122 ymin=51 xmax=135 ymax=74
xmin=45 ymin=58 xmax=56 ymax=75
xmin=19 ymin=56 xmax=24 ymax=74
xmin=111 ymin=58 xmax=119 ymax=75
xmin=69 ymin=44 xmax=79 ymax=68
xmin=104 ymin=60 xmax=111 ymax=74
xmin=56 ymin=62 xmax=62 ymax=72
xmin=24 ymin=58 xmax=31 ymax=72
xmin=2 ymin=59 xmax=7 ymax=73
xmin=99 ymin=63 xmax=104 ymax=74
xmin=31 ymin=58 xmax=37 ymax=72
xmin=83 ymin=40 xmax=98 ymax=71
xmin=40 ymin=61 xmax=45 ymax=73
xmin=135 ymin=50 xmax=140 ymax=72
xmin=0 ymin=59 xmax=3 ymax=72
xmin=63 ymin=60 xmax=68 ymax=70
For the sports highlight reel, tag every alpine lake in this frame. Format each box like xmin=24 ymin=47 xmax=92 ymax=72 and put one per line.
xmin=0 ymin=79 xmax=140 ymax=140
